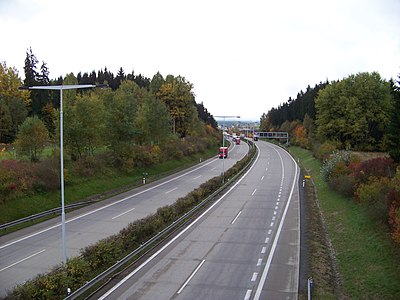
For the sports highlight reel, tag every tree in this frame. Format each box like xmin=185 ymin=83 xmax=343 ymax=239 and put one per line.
xmin=260 ymin=113 xmax=271 ymax=131
xmin=0 ymin=98 xmax=13 ymax=143
xmin=135 ymin=94 xmax=171 ymax=145
xmin=315 ymin=72 xmax=393 ymax=150
xmin=156 ymin=75 xmax=197 ymax=137
xmin=15 ymin=116 xmax=49 ymax=162
xmin=24 ymin=48 xmax=52 ymax=117
xmin=63 ymin=94 xmax=105 ymax=159
xmin=196 ymin=102 xmax=218 ymax=129
xmin=0 ymin=62 xmax=29 ymax=143
xmin=149 ymin=72 xmax=165 ymax=94
xmin=387 ymin=75 xmax=400 ymax=162
xmin=102 ymin=80 xmax=139 ymax=162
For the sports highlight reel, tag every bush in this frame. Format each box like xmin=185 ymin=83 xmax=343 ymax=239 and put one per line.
xmin=0 ymin=160 xmax=34 ymax=202
xmin=349 ymin=157 xmax=395 ymax=185
xmin=320 ymin=150 xmax=352 ymax=182
xmin=356 ymin=177 xmax=391 ymax=221
xmin=329 ymin=174 xmax=357 ymax=197
xmin=388 ymin=168 xmax=400 ymax=244
xmin=313 ymin=140 xmax=340 ymax=160
xmin=32 ymin=158 xmax=60 ymax=192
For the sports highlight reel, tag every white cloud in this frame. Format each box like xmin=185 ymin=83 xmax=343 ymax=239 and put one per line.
xmin=1 ymin=0 xmax=399 ymax=120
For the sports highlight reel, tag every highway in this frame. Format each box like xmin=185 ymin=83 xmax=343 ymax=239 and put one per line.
xmin=0 ymin=142 xmax=247 ymax=297
xmin=91 ymin=140 xmax=300 ymax=300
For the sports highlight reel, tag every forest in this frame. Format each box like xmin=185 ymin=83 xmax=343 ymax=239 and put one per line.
xmin=260 ymin=71 xmax=400 ymax=245
xmin=0 ymin=48 xmax=219 ymax=203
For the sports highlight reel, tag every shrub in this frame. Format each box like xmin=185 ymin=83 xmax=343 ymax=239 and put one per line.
xmin=349 ymin=157 xmax=395 ymax=185
xmin=32 ymin=158 xmax=60 ymax=191
xmin=388 ymin=188 xmax=400 ymax=244
xmin=73 ymin=156 xmax=99 ymax=177
xmin=313 ymin=140 xmax=340 ymax=160
xmin=0 ymin=160 xmax=34 ymax=202
xmin=320 ymin=150 xmax=352 ymax=182
xmin=329 ymin=174 xmax=357 ymax=197
xmin=356 ymin=177 xmax=391 ymax=222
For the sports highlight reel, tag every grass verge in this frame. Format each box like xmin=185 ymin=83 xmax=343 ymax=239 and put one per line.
xmin=289 ymin=146 xmax=400 ymax=299
xmin=0 ymin=147 xmax=218 ymax=226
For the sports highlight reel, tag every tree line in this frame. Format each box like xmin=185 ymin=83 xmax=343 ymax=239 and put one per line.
xmin=260 ymin=72 xmax=400 ymax=161
xmin=1 ymin=48 xmax=218 ymax=145
xmin=0 ymin=48 xmax=220 ymax=202
xmin=260 ymin=71 xmax=400 ymax=245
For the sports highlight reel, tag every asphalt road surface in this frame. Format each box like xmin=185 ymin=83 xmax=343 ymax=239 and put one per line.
xmin=92 ymin=140 xmax=300 ymax=300
xmin=0 ymin=142 xmax=247 ymax=297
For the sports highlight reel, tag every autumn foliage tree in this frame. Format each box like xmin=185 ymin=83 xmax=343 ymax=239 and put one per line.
xmin=15 ymin=116 xmax=49 ymax=162
xmin=316 ymin=72 xmax=393 ymax=150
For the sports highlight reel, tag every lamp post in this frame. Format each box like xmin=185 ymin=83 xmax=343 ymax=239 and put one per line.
xmin=215 ymin=115 xmax=240 ymax=183
xmin=18 ymin=84 xmax=107 ymax=267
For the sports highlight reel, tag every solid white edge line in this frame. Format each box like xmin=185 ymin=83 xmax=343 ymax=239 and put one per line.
xmin=177 ymin=259 xmax=206 ymax=294
xmin=253 ymin=144 xmax=299 ymax=300
xmin=98 ymin=144 xmax=261 ymax=299
xmin=0 ymin=249 xmax=46 ymax=272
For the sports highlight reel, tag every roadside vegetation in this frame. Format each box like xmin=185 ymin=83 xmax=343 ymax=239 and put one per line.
xmin=1 ymin=50 xmax=221 ymax=225
xmin=262 ymin=71 xmax=400 ymax=298
xmin=6 ymin=141 xmax=256 ymax=299
xmin=291 ymin=146 xmax=400 ymax=299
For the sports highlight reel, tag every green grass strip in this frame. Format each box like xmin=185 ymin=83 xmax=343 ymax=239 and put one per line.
xmin=0 ymin=147 xmax=218 ymax=226
xmin=289 ymin=146 xmax=400 ymax=299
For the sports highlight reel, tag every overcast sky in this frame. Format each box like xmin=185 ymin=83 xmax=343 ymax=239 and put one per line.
xmin=1 ymin=0 xmax=399 ymax=121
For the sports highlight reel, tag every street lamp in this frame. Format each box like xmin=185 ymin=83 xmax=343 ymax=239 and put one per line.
xmin=215 ymin=115 xmax=240 ymax=183
xmin=18 ymin=84 xmax=107 ymax=267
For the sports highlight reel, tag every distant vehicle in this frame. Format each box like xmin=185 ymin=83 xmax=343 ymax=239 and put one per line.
xmin=253 ymin=136 xmax=258 ymax=141
xmin=219 ymin=146 xmax=228 ymax=158
xmin=235 ymin=138 xmax=240 ymax=145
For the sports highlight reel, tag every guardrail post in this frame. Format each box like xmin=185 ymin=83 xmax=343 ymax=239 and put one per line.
xmin=308 ymin=277 xmax=314 ymax=300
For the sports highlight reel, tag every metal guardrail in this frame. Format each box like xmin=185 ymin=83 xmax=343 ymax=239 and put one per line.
xmin=0 ymin=201 xmax=98 ymax=231
xmin=1 ymin=151 xmax=226 ymax=232
xmin=65 ymin=139 xmax=258 ymax=299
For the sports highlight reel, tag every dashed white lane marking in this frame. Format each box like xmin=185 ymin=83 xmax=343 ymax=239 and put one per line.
xmin=112 ymin=207 xmax=135 ymax=220
xmin=261 ymin=246 xmax=267 ymax=254
xmin=165 ymin=187 xmax=178 ymax=194
xmin=252 ymin=189 xmax=257 ymax=196
xmin=251 ymin=272 xmax=258 ymax=282
xmin=268 ymin=229 xmax=272 ymax=235
xmin=270 ymin=222 xmax=274 ymax=227
xmin=274 ymin=211 xmax=277 ymax=215
xmin=261 ymin=175 xmax=264 ymax=181
xmin=1 ymin=249 xmax=46 ymax=272
xmin=177 ymin=259 xmax=206 ymax=294
xmin=244 ymin=289 xmax=252 ymax=300
xmin=257 ymin=258 xmax=262 ymax=266
xmin=193 ymin=175 xmax=202 ymax=180
xmin=231 ymin=211 xmax=242 ymax=224
xmin=265 ymin=237 xmax=270 ymax=243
